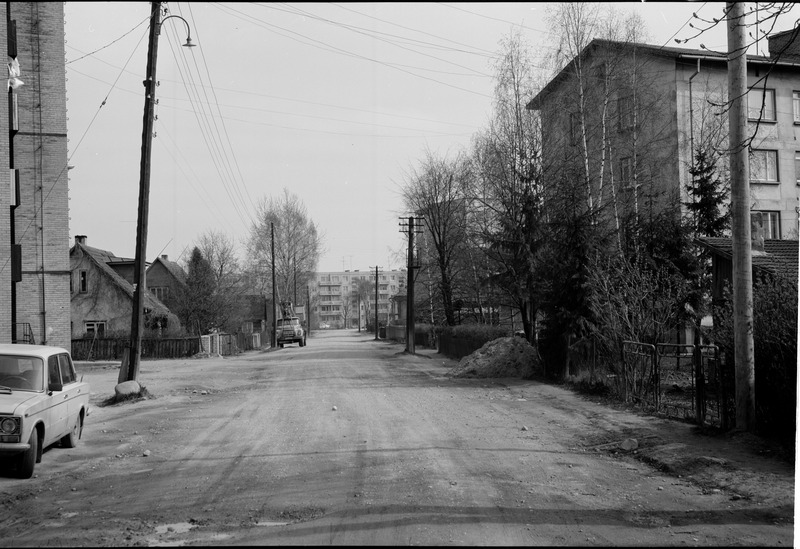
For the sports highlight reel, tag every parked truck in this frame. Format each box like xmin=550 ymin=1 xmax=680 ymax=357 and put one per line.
xmin=276 ymin=302 xmax=307 ymax=348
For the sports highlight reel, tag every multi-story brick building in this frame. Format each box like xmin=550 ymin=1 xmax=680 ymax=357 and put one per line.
xmin=528 ymin=30 xmax=800 ymax=242
xmin=0 ymin=4 xmax=70 ymax=347
xmin=310 ymin=269 xmax=406 ymax=329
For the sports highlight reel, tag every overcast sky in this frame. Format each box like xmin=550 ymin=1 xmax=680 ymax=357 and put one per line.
xmin=62 ymin=2 xmax=796 ymax=272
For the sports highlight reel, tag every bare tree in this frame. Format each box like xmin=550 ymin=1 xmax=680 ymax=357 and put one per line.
xmin=246 ymin=189 xmax=323 ymax=308
xmin=354 ymin=278 xmax=374 ymax=329
xmin=193 ymin=230 xmax=243 ymax=332
xmin=400 ymin=146 xmax=472 ymax=326
xmin=471 ymin=29 xmax=543 ymax=340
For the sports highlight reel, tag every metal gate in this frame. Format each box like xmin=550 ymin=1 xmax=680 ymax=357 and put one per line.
xmin=696 ymin=344 xmax=732 ymax=429
xmin=622 ymin=341 xmax=732 ymax=428
xmin=656 ymin=343 xmax=696 ymax=421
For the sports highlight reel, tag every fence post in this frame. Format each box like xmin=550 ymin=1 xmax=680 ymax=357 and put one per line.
xmin=621 ymin=341 xmax=628 ymax=402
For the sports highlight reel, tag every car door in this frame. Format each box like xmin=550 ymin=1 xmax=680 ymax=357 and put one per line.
xmin=58 ymin=354 xmax=85 ymax=436
xmin=45 ymin=355 xmax=69 ymax=446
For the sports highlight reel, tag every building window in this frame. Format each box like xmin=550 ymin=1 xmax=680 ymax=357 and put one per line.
xmin=752 ymin=211 xmax=781 ymax=239
xmin=618 ymin=96 xmax=634 ymax=130
xmin=620 ymin=156 xmax=634 ymax=188
xmin=796 ymin=151 xmax=800 ymax=184
xmin=750 ymin=150 xmax=779 ymax=183
xmin=747 ymin=88 xmax=776 ymax=121
xmin=794 ymin=91 xmax=800 ymax=123
xmin=84 ymin=321 xmax=106 ymax=338
xmin=569 ymin=112 xmax=579 ymax=145
xmin=150 ymin=286 xmax=169 ymax=301
xmin=79 ymin=270 xmax=88 ymax=293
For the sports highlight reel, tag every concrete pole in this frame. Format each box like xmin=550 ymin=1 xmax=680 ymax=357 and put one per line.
xmin=726 ymin=1 xmax=756 ymax=432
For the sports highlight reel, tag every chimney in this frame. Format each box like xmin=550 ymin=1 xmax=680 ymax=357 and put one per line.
xmin=161 ymin=254 xmax=168 ymax=261
xmin=74 ymin=235 xmax=87 ymax=246
xmin=768 ymin=29 xmax=800 ymax=61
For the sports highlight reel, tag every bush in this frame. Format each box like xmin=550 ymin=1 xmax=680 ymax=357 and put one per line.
xmin=712 ymin=272 xmax=797 ymax=447
xmin=414 ymin=323 xmax=437 ymax=348
xmin=437 ymin=324 xmax=510 ymax=359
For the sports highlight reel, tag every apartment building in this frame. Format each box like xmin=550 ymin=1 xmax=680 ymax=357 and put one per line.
xmin=528 ymin=30 xmax=800 ymax=241
xmin=310 ymin=269 xmax=406 ymax=329
xmin=0 ymin=4 xmax=70 ymax=347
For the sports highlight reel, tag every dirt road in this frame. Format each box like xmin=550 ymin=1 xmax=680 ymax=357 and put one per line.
xmin=0 ymin=330 xmax=793 ymax=546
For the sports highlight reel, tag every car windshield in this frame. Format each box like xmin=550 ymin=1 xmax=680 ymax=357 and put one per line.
xmin=0 ymin=355 xmax=44 ymax=392
xmin=278 ymin=319 xmax=300 ymax=327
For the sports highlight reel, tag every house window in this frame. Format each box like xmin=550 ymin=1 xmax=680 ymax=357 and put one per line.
xmin=752 ymin=211 xmax=781 ymax=239
xmin=79 ymin=270 xmax=88 ymax=293
xmin=618 ymin=96 xmax=634 ymax=131
xmin=794 ymin=91 xmax=800 ymax=123
xmin=84 ymin=321 xmax=106 ymax=338
xmin=747 ymin=88 xmax=776 ymax=121
xmin=620 ymin=156 xmax=634 ymax=188
xmin=750 ymin=150 xmax=779 ymax=183
xmin=150 ymin=286 xmax=169 ymax=301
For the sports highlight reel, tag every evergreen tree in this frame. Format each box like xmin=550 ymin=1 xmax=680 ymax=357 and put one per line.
xmin=683 ymin=146 xmax=731 ymax=335
xmin=174 ymin=247 xmax=221 ymax=335
xmin=685 ymin=148 xmax=730 ymax=238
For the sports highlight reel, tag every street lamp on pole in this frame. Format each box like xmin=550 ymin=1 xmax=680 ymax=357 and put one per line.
xmin=127 ymin=3 xmax=195 ymax=382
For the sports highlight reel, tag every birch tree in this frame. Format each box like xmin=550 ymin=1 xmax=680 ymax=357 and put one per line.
xmin=471 ymin=29 xmax=543 ymax=341
xmin=246 ymin=189 xmax=323 ymax=308
xmin=400 ymin=147 xmax=471 ymax=326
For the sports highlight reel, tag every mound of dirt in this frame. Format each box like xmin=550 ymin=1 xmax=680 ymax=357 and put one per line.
xmin=447 ymin=337 xmax=542 ymax=379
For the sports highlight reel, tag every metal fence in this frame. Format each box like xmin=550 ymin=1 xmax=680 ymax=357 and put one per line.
xmin=621 ymin=340 xmax=731 ymax=428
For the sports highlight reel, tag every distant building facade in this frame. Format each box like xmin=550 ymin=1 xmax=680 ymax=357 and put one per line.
xmin=0 ymin=3 xmax=70 ymax=347
xmin=309 ymin=269 xmax=406 ymax=329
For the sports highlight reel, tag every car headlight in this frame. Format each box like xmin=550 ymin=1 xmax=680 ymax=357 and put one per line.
xmin=0 ymin=417 xmax=19 ymax=435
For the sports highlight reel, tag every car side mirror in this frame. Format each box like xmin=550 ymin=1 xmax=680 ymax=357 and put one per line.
xmin=49 ymin=381 xmax=63 ymax=392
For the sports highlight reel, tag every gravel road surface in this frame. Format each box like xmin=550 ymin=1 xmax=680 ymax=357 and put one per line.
xmin=0 ymin=330 xmax=793 ymax=546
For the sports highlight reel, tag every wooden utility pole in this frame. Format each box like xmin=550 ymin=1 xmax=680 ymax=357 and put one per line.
xmin=406 ymin=217 xmax=415 ymax=354
xmin=127 ymin=1 xmax=161 ymax=382
xmin=306 ymin=285 xmax=311 ymax=337
xmin=370 ymin=265 xmax=381 ymax=340
xmin=726 ymin=1 xmax=756 ymax=432
xmin=271 ymin=222 xmax=277 ymax=348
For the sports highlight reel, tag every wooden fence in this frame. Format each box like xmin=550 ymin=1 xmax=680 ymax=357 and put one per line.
xmin=72 ymin=337 xmax=200 ymax=361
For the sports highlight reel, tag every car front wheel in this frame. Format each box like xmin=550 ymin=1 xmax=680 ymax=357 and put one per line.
xmin=61 ymin=414 xmax=82 ymax=448
xmin=17 ymin=429 xmax=38 ymax=479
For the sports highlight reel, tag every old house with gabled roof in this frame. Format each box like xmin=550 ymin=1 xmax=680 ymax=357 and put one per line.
xmin=69 ymin=235 xmax=179 ymax=339
xmin=146 ymin=254 xmax=187 ymax=308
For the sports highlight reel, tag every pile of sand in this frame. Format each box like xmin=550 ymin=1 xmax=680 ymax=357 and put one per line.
xmin=447 ymin=336 xmax=543 ymax=379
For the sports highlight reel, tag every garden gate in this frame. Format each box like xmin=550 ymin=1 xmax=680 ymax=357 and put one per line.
xmin=622 ymin=341 xmax=732 ymax=428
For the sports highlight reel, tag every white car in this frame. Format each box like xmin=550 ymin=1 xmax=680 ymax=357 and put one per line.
xmin=0 ymin=344 xmax=90 ymax=478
